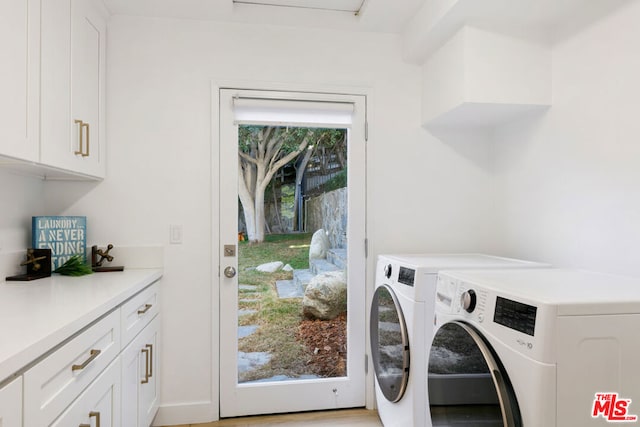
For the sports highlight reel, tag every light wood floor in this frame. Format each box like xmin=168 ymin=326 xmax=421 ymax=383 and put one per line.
xmin=164 ymin=409 xmax=382 ymax=427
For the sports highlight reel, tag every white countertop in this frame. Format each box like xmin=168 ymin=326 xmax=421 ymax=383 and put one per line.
xmin=0 ymin=268 xmax=162 ymax=384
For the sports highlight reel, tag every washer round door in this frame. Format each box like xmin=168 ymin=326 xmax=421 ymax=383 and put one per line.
xmin=428 ymin=322 xmax=522 ymax=427
xmin=370 ymin=284 xmax=410 ymax=403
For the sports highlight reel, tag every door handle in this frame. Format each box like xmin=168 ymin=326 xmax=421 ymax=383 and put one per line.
xmin=224 ymin=266 xmax=236 ymax=278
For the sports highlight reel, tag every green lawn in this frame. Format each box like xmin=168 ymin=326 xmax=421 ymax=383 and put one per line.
xmin=237 ymin=233 xmax=313 ymax=382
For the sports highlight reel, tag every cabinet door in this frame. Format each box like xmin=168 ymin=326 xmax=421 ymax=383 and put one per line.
xmin=0 ymin=0 xmax=40 ymax=162
xmin=41 ymin=0 xmax=106 ymax=178
xmin=51 ymin=358 xmax=121 ymax=427
xmin=0 ymin=377 xmax=23 ymax=426
xmin=121 ymin=316 xmax=160 ymax=427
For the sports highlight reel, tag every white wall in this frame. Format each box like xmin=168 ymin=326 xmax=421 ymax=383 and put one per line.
xmin=40 ymin=16 xmax=499 ymax=424
xmin=0 ymin=170 xmax=45 ymax=278
xmin=493 ymin=0 xmax=640 ymax=276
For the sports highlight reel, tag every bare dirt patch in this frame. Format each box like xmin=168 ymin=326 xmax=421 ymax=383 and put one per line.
xmin=297 ymin=313 xmax=347 ymax=378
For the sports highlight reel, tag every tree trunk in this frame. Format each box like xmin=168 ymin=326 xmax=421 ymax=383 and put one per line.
xmin=294 ymin=147 xmax=314 ymax=231
xmin=253 ymin=187 xmax=266 ymax=243
xmin=238 ymin=127 xmax=311 ymax=243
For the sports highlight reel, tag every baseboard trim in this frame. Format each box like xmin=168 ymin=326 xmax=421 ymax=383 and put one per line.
xmin=153 ymin=401 xmax=218 ymax=426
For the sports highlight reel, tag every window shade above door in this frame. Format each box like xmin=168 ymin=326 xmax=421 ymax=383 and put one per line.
xmin=232 ymin=96 xmax=355 ymax=128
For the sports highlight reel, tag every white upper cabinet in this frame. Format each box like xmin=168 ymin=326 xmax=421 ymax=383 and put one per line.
xmin=41 ymin=0 xmax=107 ymax=179
xmin=0 ymin=0 xmax=40 ymax=162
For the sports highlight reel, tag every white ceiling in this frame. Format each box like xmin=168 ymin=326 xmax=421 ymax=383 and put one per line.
xmin=101 ymin=0 xmax=427 ymax=33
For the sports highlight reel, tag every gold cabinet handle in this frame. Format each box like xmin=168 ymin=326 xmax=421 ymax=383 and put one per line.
xmin=81 ymin=122 xmax=90 ymax=157
xmin=137 ymin=303 xmax=153 ymax=315
xmin=141 ymin=347 xmax=150 ymax=384
xmin=74 ymin=119 xmax=84 ymax=155
xmin=72 ymin=349 xmax=101 ymax=371
xmin=79 ymin=412 xmax=99 ymax=427
xmin=90 ymin=411 xmax=101 ymax=427
xmin=146 ymin=344 xmax=153 ymax=377
xmin=73 ymin=120 xmax=90 ymax=157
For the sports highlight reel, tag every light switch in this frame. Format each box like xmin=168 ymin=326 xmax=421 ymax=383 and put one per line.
xmin=170 ymin=224 xmax=183 ymax=244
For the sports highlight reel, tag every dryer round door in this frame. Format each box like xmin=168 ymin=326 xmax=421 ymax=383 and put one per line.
xmin=370 ymin=284 xmax=410 ymax=403
xmin=428 ymin=322 xmax=522 ymax=427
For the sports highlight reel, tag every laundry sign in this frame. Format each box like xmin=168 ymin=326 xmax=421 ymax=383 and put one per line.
xmin=32 ymin=216 xmax=87 ymax=270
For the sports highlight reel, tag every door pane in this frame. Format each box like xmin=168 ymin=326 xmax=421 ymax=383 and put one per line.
xmin=236 ymin=125 xmax=349 ymax=384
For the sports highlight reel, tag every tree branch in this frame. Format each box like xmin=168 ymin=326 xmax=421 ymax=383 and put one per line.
xmin=262 ymin=134 xmax=311 ymax=188
xmin=239 ymin=150 xmax=258 ymax=165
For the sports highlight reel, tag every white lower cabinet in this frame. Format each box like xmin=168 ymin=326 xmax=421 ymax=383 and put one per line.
xmin=51 ymin=358 xmax=121 ymax=427
xmin=0 ymin=377 xmax=23 ymax=426
xmin=121 ymin=315 xmax=161 ymax=427
xmin=14 ymin=280 xmax=161 ymax=427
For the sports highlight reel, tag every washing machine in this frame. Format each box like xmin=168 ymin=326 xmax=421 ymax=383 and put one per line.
xmin=429 ymin=268 xmax=640 ymax=427
xmin=370 ymin=254 xmax=549 ymax=427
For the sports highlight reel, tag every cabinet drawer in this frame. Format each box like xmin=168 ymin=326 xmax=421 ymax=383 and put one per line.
xmin=121 ymin=282 xmax=160 ymax=347
xmin=24 ymin=309 xmax=121 ymax=427
xmin=0 ymin=377 xmax=22 ymax=426
xmin=51 ymin=357 xmax=121 ymax=427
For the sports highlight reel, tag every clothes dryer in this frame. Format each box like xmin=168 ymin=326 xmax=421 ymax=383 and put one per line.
xmin=429 ymin=268 xmax=640 ymax=427
xmin=370 ymin=254 xmax=549 ymax=427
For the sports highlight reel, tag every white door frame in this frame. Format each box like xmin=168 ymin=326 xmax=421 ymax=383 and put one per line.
xmin=211 ymin=80 xmax=373 ymax=420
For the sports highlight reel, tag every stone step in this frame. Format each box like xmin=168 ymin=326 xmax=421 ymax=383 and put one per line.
xmin=275 ymin=279 xmax=304 ymax=299
xmin=310 ymin=258 xmax=340 ymax=275
xmin=294 ymin=269 xmax=314 ymax=288
xmin=238 ymin=351 xmax=271 ymax=374
xmin=238 ymin=325 xmax=259 ymax=338
xmin=327 ymin=248 xmax=347 ymax=270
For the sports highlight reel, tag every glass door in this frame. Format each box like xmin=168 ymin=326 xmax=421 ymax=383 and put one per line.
xmin=218 ymin=88 xmax=367 ymax=418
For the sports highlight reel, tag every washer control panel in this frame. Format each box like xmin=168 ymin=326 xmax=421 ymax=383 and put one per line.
xmin=460 ymin=289 xmax=477 ymax=313
xmin=397 ymin=266 xmax=415 ymax=287
xmin=454 ymin=285 xmax=489 ymax=323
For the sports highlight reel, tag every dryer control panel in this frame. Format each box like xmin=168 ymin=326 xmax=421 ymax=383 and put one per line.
xmin=494 ymin=297 xmax=537 ymax=336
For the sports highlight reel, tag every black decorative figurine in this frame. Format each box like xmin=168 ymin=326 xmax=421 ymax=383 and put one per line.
xmin=91 ymin=244 xmax=125 ymax=272
xmin=6 ymin=249 xmax=52 ymax=281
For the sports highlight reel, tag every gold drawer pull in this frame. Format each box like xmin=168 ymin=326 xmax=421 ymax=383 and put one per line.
xmin=90 ymin=411 xmax=101 ymax=427
xmin=72 ymin=349 xmax=101 ymax=371
xmin=141 ymin=348 xmax=150 ymax=384
xmin=137 ymin=303 xmax=153 ymax=315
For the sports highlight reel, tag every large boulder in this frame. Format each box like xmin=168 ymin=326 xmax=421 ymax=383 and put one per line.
xmin=256 ymin=261 xmax=283 ymax=273
xmin=309 ymin=229 xmax=330 ymax=261
xmin=302 ymin=271 xmax=347 ymax=320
